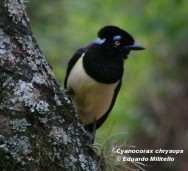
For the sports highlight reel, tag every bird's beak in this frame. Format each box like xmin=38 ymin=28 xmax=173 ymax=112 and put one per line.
xmin=125 ymin=42 xmax=145 ymax=51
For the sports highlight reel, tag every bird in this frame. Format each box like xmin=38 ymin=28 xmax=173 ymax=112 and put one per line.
xmin=64 ymin=25 xmax=144 ymax=143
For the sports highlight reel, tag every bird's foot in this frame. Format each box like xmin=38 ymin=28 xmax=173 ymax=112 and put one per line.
xmin=62 ymin=88 xmax=74 ymax=96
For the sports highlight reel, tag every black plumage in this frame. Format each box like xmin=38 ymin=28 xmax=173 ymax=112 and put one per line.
xmin=64 ymin=25 xmax=144 ymax=141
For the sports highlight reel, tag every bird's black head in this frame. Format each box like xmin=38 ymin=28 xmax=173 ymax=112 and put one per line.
xmin=92 ymin=25 xmax=144 ymax=59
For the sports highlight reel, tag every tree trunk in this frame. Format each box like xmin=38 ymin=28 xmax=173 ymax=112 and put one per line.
xmin=0 ymin=0 xmax=98 ymax=170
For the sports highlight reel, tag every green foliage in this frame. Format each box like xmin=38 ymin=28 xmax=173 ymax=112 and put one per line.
xmin=27 ymin=1 xmax=188 ymax=170
xmin=27 ymin=0 xmax=151 ymax=139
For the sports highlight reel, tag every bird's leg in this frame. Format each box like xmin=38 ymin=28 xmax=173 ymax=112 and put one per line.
xmin=85 ymin=119 xmax=97 ymax=144
xmin=89 ymin=119 xmax=96 ymax=144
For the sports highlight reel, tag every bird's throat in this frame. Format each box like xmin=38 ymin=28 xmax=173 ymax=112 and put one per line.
xmin=83 ymin=51 xmax=124 ymax=84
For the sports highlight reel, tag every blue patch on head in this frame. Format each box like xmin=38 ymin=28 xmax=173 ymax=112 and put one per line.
xmin=113 ymin=35 xmax=121 ymax=41
xmin=93 ymin=38 xmax=106 ymax=45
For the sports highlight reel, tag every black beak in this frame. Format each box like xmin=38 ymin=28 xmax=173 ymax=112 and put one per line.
xmin=125 ymin=42 xmax=145 ymax=51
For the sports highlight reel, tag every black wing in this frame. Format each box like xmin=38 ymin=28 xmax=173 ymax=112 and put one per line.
xmin=64 ymin=48 xmax=86 ymax=88
xmin=85 ymin=79 xmax=122 ymax=131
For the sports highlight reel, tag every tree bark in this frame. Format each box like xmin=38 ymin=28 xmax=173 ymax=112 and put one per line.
xmin=0 ymin=0 xmax=98 ymax=170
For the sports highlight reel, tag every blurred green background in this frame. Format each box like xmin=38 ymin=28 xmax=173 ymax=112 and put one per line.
xmin=27 ymin=0 xmax=188 ymax=170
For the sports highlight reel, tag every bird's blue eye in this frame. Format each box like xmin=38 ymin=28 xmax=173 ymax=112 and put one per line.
xmin=113 ymin=35 xmax=121 ymax=47
xmin=115 ymin=41 xmax=121 ymax=46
